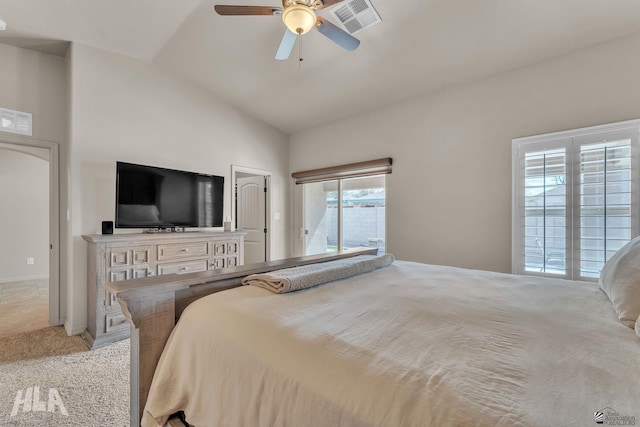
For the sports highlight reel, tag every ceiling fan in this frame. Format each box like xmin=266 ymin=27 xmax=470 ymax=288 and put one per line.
xmin=214 ymin=0 xmax=360 ymax=60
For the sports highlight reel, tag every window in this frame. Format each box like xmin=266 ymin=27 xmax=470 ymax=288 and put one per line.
xmin=512 ymin=120 xmax=639 ymax=280
xmin=293 ymin=158 xmax=391 ymax=256
xmin=301 ymin=175 xmax=386 ymax=255
xmin=341 ymin=176 xmax=386 ymax=252
xmin=0 ymin=107 xmax=32 ymax=136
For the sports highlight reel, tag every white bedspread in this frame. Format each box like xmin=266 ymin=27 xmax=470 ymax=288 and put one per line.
xmin=142 ymin=261 xmax=640 ymax=427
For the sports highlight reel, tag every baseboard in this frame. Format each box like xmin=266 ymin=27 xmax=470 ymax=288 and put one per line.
xmin=64 ymin=320 xmax=86 ymax=336
xmin=80 ymin=330 xmax=95 ymax=348
xmin=0 ymin=274 xmax=48 ymax=284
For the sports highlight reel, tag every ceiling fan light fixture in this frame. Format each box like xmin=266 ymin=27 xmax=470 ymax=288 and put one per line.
xmin=282 ymin=4 xmax=316 ymax=35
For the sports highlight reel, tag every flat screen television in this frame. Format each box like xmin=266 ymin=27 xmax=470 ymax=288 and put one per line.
xmin=115 ymin=162 xmax=224 ymax=229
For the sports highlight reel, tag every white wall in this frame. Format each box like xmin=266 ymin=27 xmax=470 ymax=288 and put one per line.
xmin=0 ymin=149 xmax=49 ymax=282
xmin=290 ymin=33 xmax=640 ymax=273
xmin=67 ymin=44 xmax=290 ymax=334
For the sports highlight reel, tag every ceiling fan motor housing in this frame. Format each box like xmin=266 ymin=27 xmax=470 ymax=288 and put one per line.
xmin=282 ymin=0 xmax=324 ymax=9
xmin=282 ymin=1 xmax=319 ymax=34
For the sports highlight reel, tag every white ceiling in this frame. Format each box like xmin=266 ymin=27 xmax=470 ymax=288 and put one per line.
xmin=2 ymin=0 xmax=640 ymax=134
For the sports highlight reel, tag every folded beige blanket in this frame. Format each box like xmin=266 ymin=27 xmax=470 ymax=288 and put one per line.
xmin=241 ymin=254 xmax=395 ymax=294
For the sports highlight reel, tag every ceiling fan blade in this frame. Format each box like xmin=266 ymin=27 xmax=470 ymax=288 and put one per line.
xmin=214 ymin=5 xmax=283 ymax=16
xmin=275 ymin=30 xmax=297 ymax=61
xmin=316 ymin=17 xmax=360 ymax=51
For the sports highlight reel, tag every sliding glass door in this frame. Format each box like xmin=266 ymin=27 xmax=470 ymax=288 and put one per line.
xmin=302 ymin=175 xmax=386 ymax=255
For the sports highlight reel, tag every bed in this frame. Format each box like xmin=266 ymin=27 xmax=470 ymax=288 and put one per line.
xmin=108 ymin=246 xmax=640 ymax=427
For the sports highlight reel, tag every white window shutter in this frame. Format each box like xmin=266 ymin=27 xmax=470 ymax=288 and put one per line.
xmin=572 ymin=128 xmax=638 ymax=280
xmin=514 ymin=137 xmax=571 ymax=279
xmin=513 ymin=120 xmax=640 ymax=281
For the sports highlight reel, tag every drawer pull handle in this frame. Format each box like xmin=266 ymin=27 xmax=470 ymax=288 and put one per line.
xmin=181 ymin=248 xmax=189 ymax=253
xmin=147 ymin=271 xmax=155 ymax=277
xmin=181 ymin=267 xmax=188 ymax=271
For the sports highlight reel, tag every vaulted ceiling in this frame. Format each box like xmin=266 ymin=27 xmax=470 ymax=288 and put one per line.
xmin=2 ymin=0 xmax=640 ymax=133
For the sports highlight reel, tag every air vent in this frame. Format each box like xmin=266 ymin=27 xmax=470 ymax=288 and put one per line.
xmin=0 ymin=107 xmax=32 ymax=136
xmin=328 ymin=0 xmax=381 ymax=35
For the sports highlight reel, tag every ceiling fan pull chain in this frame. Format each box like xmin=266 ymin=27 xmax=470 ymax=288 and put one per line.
xmin=298 ymin=34 xmax=304 ymax=69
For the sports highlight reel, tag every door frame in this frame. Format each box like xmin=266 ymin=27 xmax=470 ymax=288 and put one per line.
xmin=0 ymin=135 xmax=61 ymax=326
xmin=231 ymin=165 xmax=272 ymax=262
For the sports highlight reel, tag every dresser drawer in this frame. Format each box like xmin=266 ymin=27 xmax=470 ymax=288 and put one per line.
xmin=109 ymin=266 xmax=153 ymax=283
xmin=157 ymin=259 xmax=209 ymax=275
xmin=109 ymin=246 xmax=153 ymax=267
xmin=107 ymin=266 xmax=154 ymax=307
xmin=227 ymin=242 xmax=239 ymax=255
xmin=105 ymin=312 xmax=128 ymax=333
xmin=211 ymin=257 xmax=225 ymax=269
xmin=158 ymin=242 xmax=209 ymax=261
xmin=213 ymin=242 xmax=226 ymax=256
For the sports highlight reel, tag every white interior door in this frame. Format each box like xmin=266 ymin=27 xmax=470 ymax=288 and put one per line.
xmin=237 ymin=176 xmax=266 ymax=264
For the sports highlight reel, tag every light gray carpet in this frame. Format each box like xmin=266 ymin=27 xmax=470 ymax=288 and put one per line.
xmin=0 ymin=326 xmax=129 ymax=426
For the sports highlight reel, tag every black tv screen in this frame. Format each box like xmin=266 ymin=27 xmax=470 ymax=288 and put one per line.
xmin=115 ymin=162 xmax=224 ymax=229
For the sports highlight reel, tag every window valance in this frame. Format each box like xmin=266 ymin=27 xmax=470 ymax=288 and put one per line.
xmin=291 ymin=158 xmax=392 ymax=184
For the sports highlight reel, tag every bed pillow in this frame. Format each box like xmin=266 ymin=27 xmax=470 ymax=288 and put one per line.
xmin=599 ymin=235 xmax=640 ymax=328
xmin=636 ymin=315 xmax=640 ymax=339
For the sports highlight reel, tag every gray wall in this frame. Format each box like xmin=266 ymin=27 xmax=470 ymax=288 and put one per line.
xmin=66 ymin=43 xmax=291 ymax=334
xmin=291 ymin=33 xmax=640 ymax=273
xmin=0 ymin=43 xmax=67 ymax=143
xmin=1 ymin=41 xmax=293 ymax=336
xmin=0 ymin=43 xmax=67 ymax=316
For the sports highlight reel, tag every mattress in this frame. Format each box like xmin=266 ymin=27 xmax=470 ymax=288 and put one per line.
xmin=142 ymin=260 xmax=640 ymax=427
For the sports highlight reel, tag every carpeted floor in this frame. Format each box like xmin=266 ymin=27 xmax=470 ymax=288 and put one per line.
xmin=0 ymin=326 xmax=129 ymax=426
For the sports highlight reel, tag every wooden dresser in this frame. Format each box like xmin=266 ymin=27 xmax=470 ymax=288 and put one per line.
xmin=82 ymin=230 xmax=247 ymax=348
